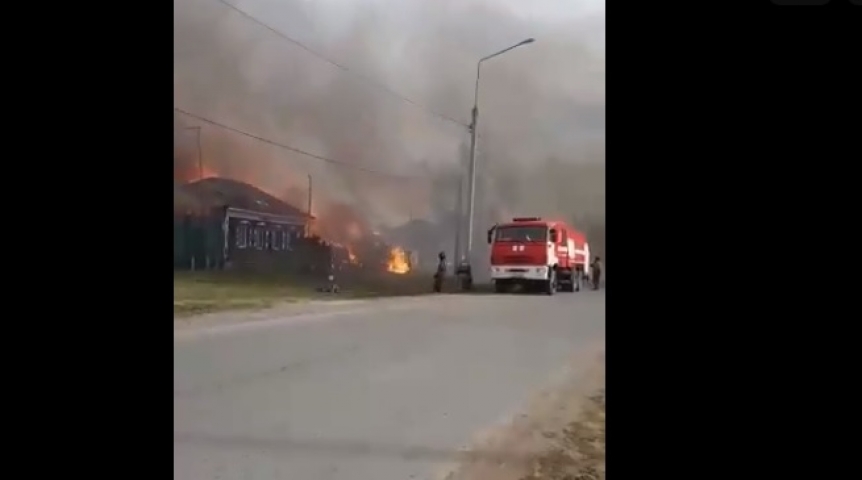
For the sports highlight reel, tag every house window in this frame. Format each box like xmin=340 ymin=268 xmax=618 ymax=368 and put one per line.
xmin=283 ymin=228 xmax=293 ymax=251
xmin=255 ymin=223 xmax=266 ymax=250
xmin=272 ymin=227 xmax=282 ymax=251
xmin=235 ymin=221 xmax=249 ymax=249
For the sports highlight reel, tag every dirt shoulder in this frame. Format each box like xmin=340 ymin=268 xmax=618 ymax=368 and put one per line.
xmin=439 ymin=354 xmax=605 ymax=480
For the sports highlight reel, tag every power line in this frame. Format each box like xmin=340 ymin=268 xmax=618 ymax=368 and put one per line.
xmin=212 ymin=0 xmax=469 ymax=129
xmin=174 ymin=107 xmax=428 ymax=181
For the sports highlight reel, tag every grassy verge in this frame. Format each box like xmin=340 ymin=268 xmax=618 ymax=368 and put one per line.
xmin=445 ymin=361 xmax=605 ymax=480
xmin=174 ymin=270 xmax=435 ymax=317
xmin=520 ymin=390 xmax=605 ymax=480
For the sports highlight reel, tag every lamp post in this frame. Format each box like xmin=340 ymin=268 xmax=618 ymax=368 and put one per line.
xmin=463 ymin=38 xmax=535 ymax=266
xmin=453 ymin=173 xmax=464 ymax=265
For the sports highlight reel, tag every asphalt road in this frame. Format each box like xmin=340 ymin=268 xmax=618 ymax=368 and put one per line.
xmin=174 ymin=291 xmax=605 ymax=480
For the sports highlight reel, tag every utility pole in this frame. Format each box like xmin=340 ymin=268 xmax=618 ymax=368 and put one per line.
xmin=453 ymin=139 xmax=469 ymax=265
xmin=465 ymin=94 xmax=479 ymax=261
xmin=453 ymin=173 xmax=463 ymax=264
xmin=463 ymin=38 xmax=534 ymax=267
xmin=307 ymin=174 xmax=313 ymax=215
xmin=306 ymin=174 xmax=313 ymax=236
xmin=183 ymin=126 xmax=203 ymax=180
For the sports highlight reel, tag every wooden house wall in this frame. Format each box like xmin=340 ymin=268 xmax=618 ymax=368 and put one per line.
xmin=224 ymin=216 xmax=330 ymax=277
xmin=174 ymin=212 xmax=223 ymax=270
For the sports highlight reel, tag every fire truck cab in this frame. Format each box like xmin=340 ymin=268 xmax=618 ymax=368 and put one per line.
xmin=486 ymin=217 xmax=590 ymax=295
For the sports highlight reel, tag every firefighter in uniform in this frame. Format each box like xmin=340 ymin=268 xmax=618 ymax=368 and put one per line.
xmin=433 ymin=251 xmax=447 ymax=293
xmin=590 ymin=256 xmax=602 ymax=290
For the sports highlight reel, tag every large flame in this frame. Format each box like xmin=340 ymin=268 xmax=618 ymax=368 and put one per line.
xmin=386 ymin=247 xmax=410 ymax=274
xmin=345 ymin=244 xmax=360 ymax=265
xmin=175 ymin=144 xmax=413 ymax=271
xmin=175 ymin=163 xmax=220 ymax=183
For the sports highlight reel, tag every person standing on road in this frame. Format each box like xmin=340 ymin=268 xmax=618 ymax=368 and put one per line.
xmin=591 ymin=256 xmax=602 ymax=290
xmin=573 ymin=265 xmax=583 ymax=292
xmin=433 ymin=251 xmax=447 ymax=293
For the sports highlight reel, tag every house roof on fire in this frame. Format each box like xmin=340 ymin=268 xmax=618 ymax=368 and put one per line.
xmin=175 ymin=177 xmax=314 ymax=220
xmin=174 ymin=182 xmax=205 ymax=212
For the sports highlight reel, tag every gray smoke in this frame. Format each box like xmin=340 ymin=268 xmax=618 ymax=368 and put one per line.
xmin=174 ymin=0 xmax=605 ymax=263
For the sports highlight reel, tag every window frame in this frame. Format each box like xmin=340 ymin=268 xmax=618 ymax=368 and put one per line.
xmin=494 ymin=225 xmax=549 ymax=243
xmin=235 ymin=220 xmax=250 ymax=249
xmin=253 ymin=222 xmax=266 ymax=250
xmin=272 ymin=226 xmax=282 ymax=251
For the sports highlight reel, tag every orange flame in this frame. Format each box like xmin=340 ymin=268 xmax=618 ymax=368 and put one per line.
xmin=175 ymin=163 xmax=220 ymax=184
xmin=386 ymin=247 xmax=410 ymax=274
xmin=199 ymin=165 xmax=219 ymax=180
xmin=346 ymin=245 xmax=359 ymax=265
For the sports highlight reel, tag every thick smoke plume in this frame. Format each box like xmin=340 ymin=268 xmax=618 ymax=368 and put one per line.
xmin=174 ymin=0 xmax=605 ymax=264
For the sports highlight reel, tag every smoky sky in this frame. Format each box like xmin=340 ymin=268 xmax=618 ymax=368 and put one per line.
xmin=174 ymin=0 xmax=605 ymax=238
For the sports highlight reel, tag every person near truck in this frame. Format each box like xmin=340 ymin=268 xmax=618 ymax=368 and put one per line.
xmin=591 ymin=256 xmax=602 ymax=290
xmin=573 ymin=264 xmax=583 ymax=292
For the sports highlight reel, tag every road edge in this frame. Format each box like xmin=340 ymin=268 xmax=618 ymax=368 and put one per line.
xmin=433 ymin=349 xmax=606 ymax=480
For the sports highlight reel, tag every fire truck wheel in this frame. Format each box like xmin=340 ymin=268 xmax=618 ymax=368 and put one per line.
xmin=545 ymin=270 xmax=556 ymax=295
xmin=558 ymin=271 xmax=573 ymax=292
xmin=494 ymin=280 xmax=506 ymax=293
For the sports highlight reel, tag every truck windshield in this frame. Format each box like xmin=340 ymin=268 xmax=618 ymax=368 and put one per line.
xmin=494 ymin=226 xmax=547 ymax=242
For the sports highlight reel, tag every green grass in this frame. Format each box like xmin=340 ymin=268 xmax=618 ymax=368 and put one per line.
xmin=174 ymin=271 xmax=308 ymax=317
xmin=174 ymin=270 xmax=436 ymax=317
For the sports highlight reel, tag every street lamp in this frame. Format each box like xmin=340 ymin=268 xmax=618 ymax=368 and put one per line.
xmin=463 ymin=38 xmax=535 ymax=265
xmin=183 ymin=126 xmax=203 ymax=181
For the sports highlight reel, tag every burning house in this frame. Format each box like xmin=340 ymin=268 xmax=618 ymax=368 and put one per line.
xmin=175 ymin=177 xmax=317 ymax=272
xmin=174 ymin=177 xmax=416 ymax=276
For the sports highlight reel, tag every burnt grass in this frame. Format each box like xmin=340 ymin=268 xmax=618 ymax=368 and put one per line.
xmin=520 ymin=390 xmax=606 ymax=480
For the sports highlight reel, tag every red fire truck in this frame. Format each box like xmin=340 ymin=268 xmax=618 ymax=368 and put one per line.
xmin=486 ymin=217 xmax=591 ymax=295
